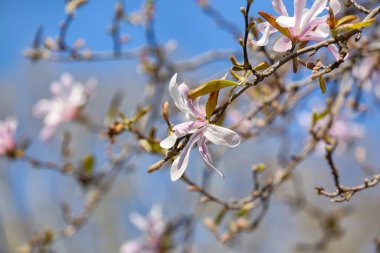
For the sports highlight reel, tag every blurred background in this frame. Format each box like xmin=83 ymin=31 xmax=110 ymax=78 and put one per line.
xmin=1 ymin=0 xmax=380 ymax=252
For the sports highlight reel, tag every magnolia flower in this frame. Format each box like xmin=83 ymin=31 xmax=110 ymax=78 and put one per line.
xmin=0 ymin=118 xmax=17 ymax=156
xmin=252 ymin=0 xmax=341 ymax=59
xmin=120 ymin=205 xmax=166 ymax=253
xmin=33 ymin=73 xmax=96 ymax=141
xmin=297 ymin=110 xmax=365 ymax=154
xmin=160 ymin=74 xmax=241 ymax=181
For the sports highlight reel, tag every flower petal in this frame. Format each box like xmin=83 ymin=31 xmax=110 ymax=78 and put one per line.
xmin=273 ymin=36 xmax=292 ymax=52
xmin=271 ymin=0 xmax=288 ymax=16
xmin=198 ymin=136 xmax=224 ymax=178
xmin=330 ymin=0 xmax=341 ymax=14
xmin=173 ymin=120 xmax=204 ymax=137
xmin=204 ymin=124 xmax=240 ymax=147
xmin=251 ymin=22 xmax=275 ymax=47
xmin=160 ymin=133 xmax=177 ymax=149
xmin=301 ymin=0 xmax=326 ymax=27
xmin=170 ymin=130 xmax=202 ymax=181
xmin=276 ymin=16 xmax=295 ymax=28
xmin=294 ymin=0 xmax=306 ymax=28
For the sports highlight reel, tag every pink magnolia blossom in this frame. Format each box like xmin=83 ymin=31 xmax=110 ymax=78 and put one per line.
xmin=353 ymin=54 xmax=380 ymax=96
xmin=252 ymin=0 xmax=341 ymax=59
xmin=120 ymin=205 xmax=165 ymax=253
xmin=0 ymin=118 xmax=17 ymax=156
xmin=33 ymin=73 xmax=96 ymax=141
xmin=160 ymin=74 xmax=241 ymax=181
xmin=297 ymin=110 xmax=365 ymax=154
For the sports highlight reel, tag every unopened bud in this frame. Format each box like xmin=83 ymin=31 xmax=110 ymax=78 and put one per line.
xmin=229 ymin=55 xmax=242 ymax=66
xmin=204 ymin=218 xmax=217 ymax=232
xmin=148 ymin=160 xmax=165 ymax=173
xmin=187 ymin=185 xmax=200 ymax=191
xmin=240 ymin=7 xmax=246 ymax=15
xmin=115 ymin=2 xmax=124 ymax=19
xmin=162 ymin=101 xmax=170 ymax=124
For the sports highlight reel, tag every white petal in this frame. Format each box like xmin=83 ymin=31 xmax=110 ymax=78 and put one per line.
xmin=273 ymin=36 xmax=292 ymax=52
xmin=251 ymin=22 xmax=273 ymax=47
xmin=330 ymin=0 xmax=341 ymax=14
xmin=276 ymin=16 xmax=295 ymax=28
xmin=204 ymin=124 xmax=241 ymax=147
xmin=170 ymin=130 xmax=202 ymax=181
xmin=271 ymin=0 xmax=288 ymax=16
xmin=160 ymin=133 xmax=177 ymax=149
xmin=129 ymin=212 xmax=148 ymax=231
xmin=198 ymin=137 xmax=224 ymax=178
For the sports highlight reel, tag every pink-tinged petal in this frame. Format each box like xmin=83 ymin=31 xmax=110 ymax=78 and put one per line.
xmin=160 ymin=133 xmax=177 ymax=149
xmin=169 ymin=74 xmax=188 ymax=112
xmin=294 ymin=0 xmax=306 ymax=28
xmin=120 ymin=240 xmax=145 ymax=253
xmin=170 ymin=156 xmax=188 ymax=181
xmin=301 ymin=0 xmax=326 ymax=27
xmin=39 ymin=124 xmax=58 ymax=141
xmin=198 ymin=137 xmax=224 ymax=178
xmin=353 ymin=55 xmax=378 ymax=80
xmin=173 ymin=120 xmax=204 ymax=137
xmin=327 ymin=44 xmax=341 ymax=61
xmin=171 ymin=130 xmax=203 ymax=181
xmin=204 ymin=124 xmax=240 ymax=147
xmin=251 ymin=22 xmax=274 ymax=47
xmin=176 ymin=130 xmax=203 ymax=174
xmin=33 ymin=99 xmax=52 ymax=117
xmin=271 ymin=0 xmax=288 ymax=16
xmin=60 ymin=73 xmax=73 ymax=88
xmin=276 ymin=16 xmax=296 ymax=28
xmin=273 ymin=36 xmax=292 ymax=52
xmin=50 ymin=81 xmax=62 ymax=95
xmin=130 ymin=212 xmax=149 ymax=231
xmin=298 ymin=17 xmax=328 ymax=39
xmin=330 ymin=0 xmax=341 ymax=14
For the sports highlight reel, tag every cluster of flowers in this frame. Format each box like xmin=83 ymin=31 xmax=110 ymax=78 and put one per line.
xmin=252 ymin=0 xmax=341 ymax=59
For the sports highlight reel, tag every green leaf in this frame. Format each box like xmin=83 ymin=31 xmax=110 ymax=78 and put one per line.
xmin=205 ymin=91 xmax=219 ymax=119
xmin=258 ymin=11 xmax=292 ymax=38
xmin=312 ymin=108 xmax=330 ymax=127
xmin=81 ymin=154 xmax=94 ymax=175
xmin=253 ymin=61 xmax=270 ymax=71
xmin=336 ymin=18 xmax=375 ymax=32
xmin=319 ymin=75 xmax=326 ymax=94
xmin=188 ymin=79 xmax=239 ymax=99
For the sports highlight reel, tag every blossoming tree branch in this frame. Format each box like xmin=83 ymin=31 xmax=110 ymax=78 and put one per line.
xmin=1 ymin=0 xmax=380 ymax=252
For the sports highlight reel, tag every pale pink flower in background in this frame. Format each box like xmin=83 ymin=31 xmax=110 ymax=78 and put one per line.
xmin=353 ymin=54 xmax=380 ymax=97
xmin=252 ymin=0 xmax=341 ymax=60
xmin=120 ymin=205 xmax=165 ymax=253
xmin=297 ymin=110 xmax=365 ymax=154
xmin=160 ymin=74 xmax=241 ymax=181
xmin=33 ymin=73 xmax=96 ymax=141
xmin=0 ymin=118 xmax=17 ymax=156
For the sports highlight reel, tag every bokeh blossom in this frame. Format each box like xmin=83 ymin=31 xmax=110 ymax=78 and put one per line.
xmin=120 ymin=205 xmax=166 ymax=253
xmin=0 ymin=118 xmax=18 ymax=156
xmin=33 ymin=73 xmax=96 ymax=141
xmin=160 ymin=74 xmax=241 ymax=181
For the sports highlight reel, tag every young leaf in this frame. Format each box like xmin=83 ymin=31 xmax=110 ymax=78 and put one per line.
xmin=258 ymin=11 xmax=292 ymax=38
xmin=188 ymin=79 xmax=239 ymax=99
xmin=336 ymin=15 xmax=358 ymax=27
xmin=336 ymin=18 xmax=375 ymax=32
xmin=319 ymin=75 xmax=326 ymax=94
xmin=206 ymin=91 xmax=219 ymax=119
xmin=253 ymin=61 xmax=270 ymax=71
